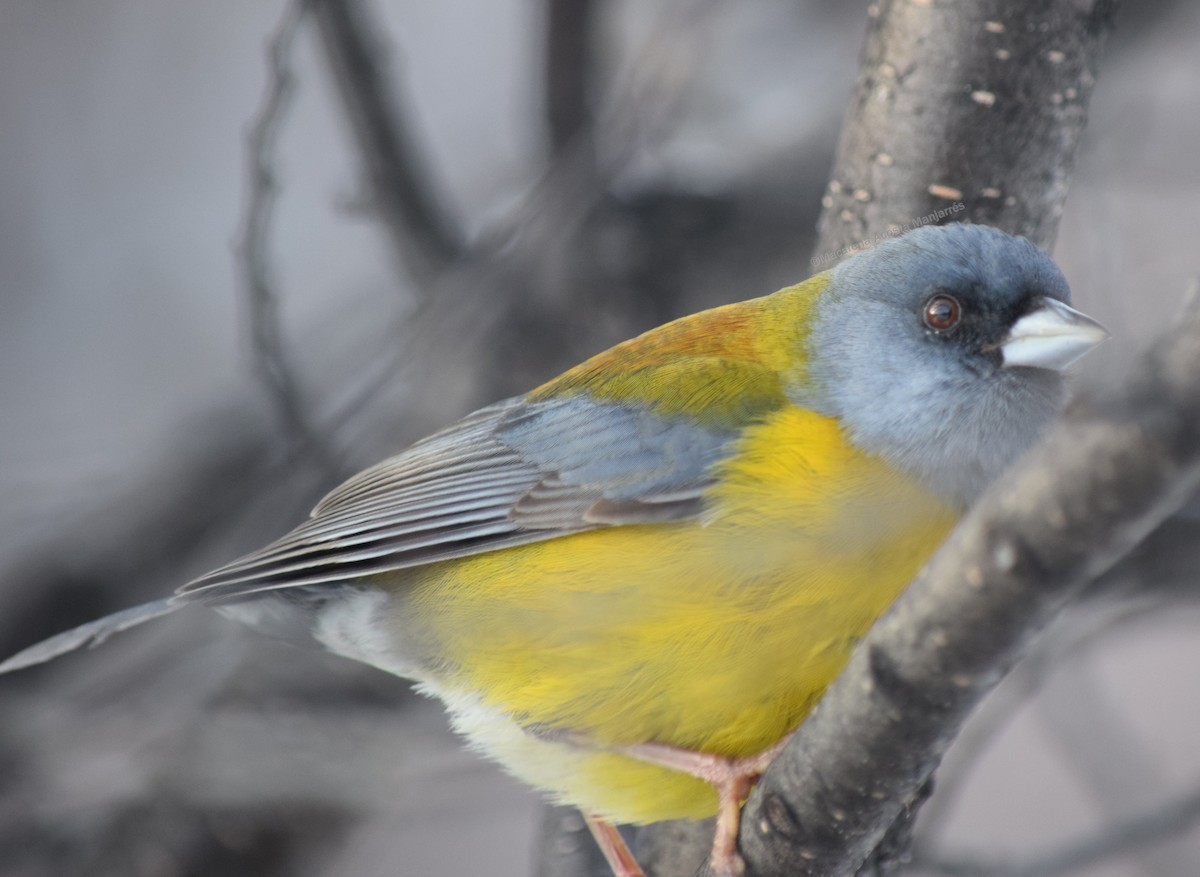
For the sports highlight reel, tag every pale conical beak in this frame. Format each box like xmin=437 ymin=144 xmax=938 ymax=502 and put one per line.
xmin=1000 ymin=297 xmax=1110 ymax=371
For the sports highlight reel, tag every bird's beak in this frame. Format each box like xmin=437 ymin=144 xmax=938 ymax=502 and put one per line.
xmin=1000 ymin=297 xmax=1109 ymax=371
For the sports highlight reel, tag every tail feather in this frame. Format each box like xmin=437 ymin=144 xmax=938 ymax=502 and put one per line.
xmin=0 ymin=598 xmax=179 ymax=675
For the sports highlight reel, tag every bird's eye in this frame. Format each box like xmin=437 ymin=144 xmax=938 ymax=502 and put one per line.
xmin=923 ymin=294 xmax=962 ymax=331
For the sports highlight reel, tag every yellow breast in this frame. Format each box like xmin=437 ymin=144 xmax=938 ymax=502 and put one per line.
xmin=393 ymin=406 xmax=957 ymax=823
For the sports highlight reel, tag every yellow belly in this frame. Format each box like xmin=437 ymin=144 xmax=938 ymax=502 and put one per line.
xmin=391 ymin=408 xmax=958 ymax=823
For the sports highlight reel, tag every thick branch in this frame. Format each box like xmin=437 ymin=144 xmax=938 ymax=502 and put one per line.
xmin=734 ymin=291 xmax=1200 ymax=876
xmin=310 ymin=0 xmax=466 ymax=282
xmin=812 ymin=0 xmax=1117 ymax=265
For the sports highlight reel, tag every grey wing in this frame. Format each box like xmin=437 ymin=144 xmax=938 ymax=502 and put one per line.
xmin=179 ymin=395 xmax=734 ymax=603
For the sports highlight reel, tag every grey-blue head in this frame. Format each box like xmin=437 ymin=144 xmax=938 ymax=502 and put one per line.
xmin=801 ymin=224 xmax=1107 ymax=507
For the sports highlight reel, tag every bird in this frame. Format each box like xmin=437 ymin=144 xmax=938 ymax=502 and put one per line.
xmin=0 ymin=223 xmax=1107 ymax=877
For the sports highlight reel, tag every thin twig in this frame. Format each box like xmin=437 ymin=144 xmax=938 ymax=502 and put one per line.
xmin=310 ymin=0 xmax=466 ymax=284
xmin=238 ymin=0 xmax=341 ymax=476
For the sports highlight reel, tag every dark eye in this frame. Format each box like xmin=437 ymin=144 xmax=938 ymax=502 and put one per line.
xmin=923 ymin=294 xmax=962 ymax=331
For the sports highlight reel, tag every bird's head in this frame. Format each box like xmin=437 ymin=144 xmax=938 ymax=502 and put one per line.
xmin=799 ymin=223 xmax=1108 ymax=507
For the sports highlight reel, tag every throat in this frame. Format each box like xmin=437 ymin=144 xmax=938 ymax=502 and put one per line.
xmin=842 ymin=374 xmax=1065 ymax=509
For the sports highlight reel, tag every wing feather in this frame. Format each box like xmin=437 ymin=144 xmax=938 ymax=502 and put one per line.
xmin=180 ymin=394 xmax=737 ymax=604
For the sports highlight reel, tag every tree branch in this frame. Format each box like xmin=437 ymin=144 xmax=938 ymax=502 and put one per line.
xmin=310 ymin=0 xmax=466 ymax=283
xmin=238 ymin=0 xmax=341 ymax=476
xmin=812 ymin=0 xmax=1117 ymax=264
xmin=735 ymin=288 xmax=1200 ymax=876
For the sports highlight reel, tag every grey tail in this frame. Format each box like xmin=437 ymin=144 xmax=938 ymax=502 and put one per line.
xmin=0 ymin=598 xmax=179 ymax=675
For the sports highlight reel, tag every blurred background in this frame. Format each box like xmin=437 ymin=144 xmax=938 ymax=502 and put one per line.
xmin=0 ymin=1 xmax=1198 ymax=875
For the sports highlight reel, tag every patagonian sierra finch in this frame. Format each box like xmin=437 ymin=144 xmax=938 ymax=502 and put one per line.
xmin=0 ymin=223 xmax=1108 ymax=877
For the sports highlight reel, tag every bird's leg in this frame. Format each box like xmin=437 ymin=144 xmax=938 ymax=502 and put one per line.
xmin=584 ymin=813 xmax=647 ymax=877
xmin=620 ymin=737 xmax=792 ymax=877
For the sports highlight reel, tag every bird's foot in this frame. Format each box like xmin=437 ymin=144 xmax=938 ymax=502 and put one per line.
xmin=621 ymin=737 xmax=792 ymax=877
xmin=584 ymin=814 xmax=647 ymax=877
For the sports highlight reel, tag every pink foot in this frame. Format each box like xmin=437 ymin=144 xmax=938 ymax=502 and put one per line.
xmin=584 ymin=813 xmax=647 ymax=877
xmin=621 ymin=737 xmax=791 ymax=877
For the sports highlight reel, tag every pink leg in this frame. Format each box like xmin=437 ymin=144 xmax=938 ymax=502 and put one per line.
xmin=584 ymin=813 xmax=647 ymax=877
xmin=621 ymin=737 xmax=792 ymax=877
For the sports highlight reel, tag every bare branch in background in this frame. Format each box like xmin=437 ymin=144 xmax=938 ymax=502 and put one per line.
xmin=238 ymin=0 xmax=341 ymax=476
xmin=313 ymin=0 xmax=738 ymax=422
xmin=544 ymin=0 xmax=598 ymax=159
xmin=916 ymin=782 xmax=1200 ymax=877
xmin=813 ymin=0 xmax=1117 ymax=262
xmin=735 ymin=286 xmax=1200 ymax=876
xmin=310 ymin=0 xmax=467 ymax=284
xmin=10 ymin=3 xmax=1199 ymax=876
